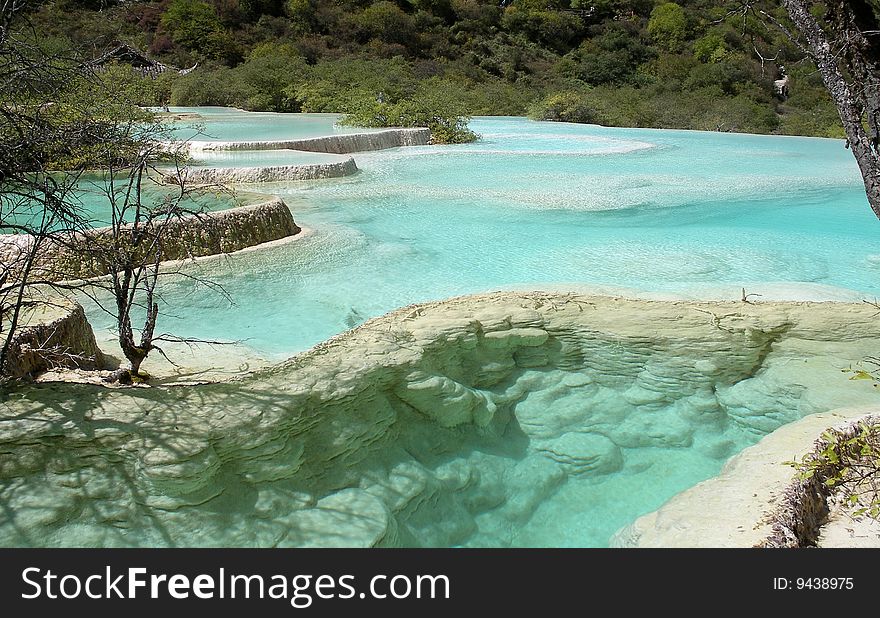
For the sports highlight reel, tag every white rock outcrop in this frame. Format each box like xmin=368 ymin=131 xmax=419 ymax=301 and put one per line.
xmin=176 ymin=157 xmax=358 ymax=184
xmin=1 ymin=298 xmax=104 ymax=379
xmin=189 ymin=128 xmax=431 ymax=153
xmin=0 ymin=196 xmax=301 ymax=282
xmin=611 ymin=408 xmax=880 ymax=547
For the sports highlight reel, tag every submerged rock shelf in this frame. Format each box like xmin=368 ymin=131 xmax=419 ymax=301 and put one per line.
xmin=2 ymin=292 xmax=880 ymax=547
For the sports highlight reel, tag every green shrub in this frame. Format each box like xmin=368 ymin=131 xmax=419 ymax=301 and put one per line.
xmin=340 ymin=78 xmax=477 ymax=143
xmin=563 ymin=25 xmax=653 ymax=86
xmin=691 ymin=92 xmax=780 ymax=133
xmin=648 ymin=2 xmax=688 ymax=52
xmin=168 ymin=43 xmax=307 ymax=111
xmin=293 ymin=57 xmax=419 ymax=112
xmin=358 ymin=1 xmax=418 ymax=46
xmin=529 ymin=91 xmax=596 ymax=124
xmin=552 ymin=85 xmax=780 ymax=134
xmin=501 ymin=2 xmax=583 ymax=54
xmin=693 ymin=33 xmax=727 ymax=63
xmin=284 ymin=0 xmax=318 ymax=34
xmin=170 ymin=66 xmax=252 ymax=107
xmin=777 ymin=69 xmax=846 ymax=138
xmin=684 ymin=57 xmax=757 ymax=96
xmin=458 ymin=79 xmax=537 ymax=115
xmin=788 ymin=420 xmax=880 ymax=520
xmin=98 ymin=63 xmax=179 ymax=107
xmin=160 ymin=0 xmax=227 ymax=58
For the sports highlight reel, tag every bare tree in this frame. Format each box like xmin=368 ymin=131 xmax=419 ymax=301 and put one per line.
xmin=1 ymin=2 xmax=228 ymax=381
xmin=0 ymin=178 xmax=83 ymax=373
xmin=73 ymin=131 xmax=228 ymax=381
xmin=0 ymin=1 xmax=96 ymax=375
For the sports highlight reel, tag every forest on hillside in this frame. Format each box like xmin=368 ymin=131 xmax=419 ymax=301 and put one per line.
xmin=27 ymin=0 xmax=848 ymax=137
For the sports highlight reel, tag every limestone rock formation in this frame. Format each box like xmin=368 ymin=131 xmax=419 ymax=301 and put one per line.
xmin=177 ymin=157 xmax=358 ymax=184
xmin=1 ymin=298 xmax=103 ymax=379
xmin=612 ymin=409 xmax=880 ymax=548
xmin=189 ymin=128 xmax=431 ymax=154
xmin=0 ymin=196 xmax=300 ymax=282
xmin=2 ymin=292 xmax=880 ymax=547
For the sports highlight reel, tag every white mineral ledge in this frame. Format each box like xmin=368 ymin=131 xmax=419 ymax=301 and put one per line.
xmin=612 ymin=406 xmax=880 ymax=547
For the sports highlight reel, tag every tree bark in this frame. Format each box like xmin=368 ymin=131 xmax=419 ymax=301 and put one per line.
xmin=781 ymin=0 xmax=880 ymax=218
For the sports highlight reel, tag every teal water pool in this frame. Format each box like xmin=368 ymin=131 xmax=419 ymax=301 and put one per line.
xmin=26 ymin=111 xmax=880 ymax=547
xmin=162 ymin=106 xmax=385 ymax=142
xmin=81 ymin=114 xmax=879 ymax=357
xmin=3 ymin=177 xmax=242 ymax=229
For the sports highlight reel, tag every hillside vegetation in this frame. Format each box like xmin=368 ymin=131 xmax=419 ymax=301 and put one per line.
xmin=30 ymin=0 xmax=844 ymax=138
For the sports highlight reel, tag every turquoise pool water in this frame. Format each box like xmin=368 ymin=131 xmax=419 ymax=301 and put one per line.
xmin=55 ymin=112 xmax=880 ymax=547
xmin=84 ymin=115 xmax=878 ymax=358
xmin=4 ymin=176 xmax=240 ymax=229
xmin=162 ymin=107 xmax=384 ymax=142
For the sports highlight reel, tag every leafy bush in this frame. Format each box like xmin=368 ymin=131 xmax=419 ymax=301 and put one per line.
xmin=293 ymin=57 xmax=419 ymax=113
xmin=777 ymin=69 xmax=845 ymax=138
xmin=284 ymin=0 xmax=318 ymax=34
xmin=648 ymin=2 xmax=688 ymax=52
xmin=171 ymin=66 xmax=252 ymax=107
xmin=457 ymin=79 xmax=538 ymax=115
xmin=693 ymin=33 xmax=727 ymax=64
xmin=160 ymin=0 xmax=233 ymax=60
xmin=340 ymin=78 xmax=477 ymax=143
xmin=540 ymin=84 xmax=779 ymax=134
xmin=562 ymin=24 xmax=654 ymax=86
xmin=170 ymin=43 xmax=307 ymax=111
xmin=684 ymin=58 xmax=757 ymax=96
xmin=502 ymin=5 xmax=583 ymax=55
xmin=788 ymin=420 xmax=880 ymax=519
xmin=529 ymin=91 xmax=596 ymax=124
xmin=357 ymin=1 xmax=418 ymax=46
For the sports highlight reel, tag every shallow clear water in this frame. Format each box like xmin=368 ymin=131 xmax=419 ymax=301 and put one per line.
xmin=5 ymin=177 xmax=241 ymax=229
xmin=81 ymin=115 xmax=879 ymax=358
xmin=163 ymin=107 xmax=384 ymax=142
xmin=499 ymin=368 xmax=757 ymax=547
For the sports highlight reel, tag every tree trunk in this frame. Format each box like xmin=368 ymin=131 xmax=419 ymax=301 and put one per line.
xmin=119 ymin=330 xmax=148 ymax=377
xmin=128 ymin=352 xmax=145 ymax=377
xmin=781 ymin=0 xmax=880 ymax=218
xmin=117 ymin=297 xmax=151 ymax=378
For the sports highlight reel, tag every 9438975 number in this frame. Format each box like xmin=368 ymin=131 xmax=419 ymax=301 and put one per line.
xmin=796 ymin=577 xmax=853 ymax=590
